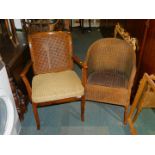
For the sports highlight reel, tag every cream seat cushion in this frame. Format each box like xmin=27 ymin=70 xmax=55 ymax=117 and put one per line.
xmin=32 ymin=70 xmax=84 ymax=103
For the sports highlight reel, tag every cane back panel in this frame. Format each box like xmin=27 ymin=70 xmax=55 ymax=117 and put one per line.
xmin=28 ymin=32 xmax=73 ymax=75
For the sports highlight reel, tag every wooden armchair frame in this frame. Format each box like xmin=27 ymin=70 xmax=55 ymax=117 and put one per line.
xmin=20 ymin=32 xmax=86 ymax=130
xmin=72 ymin=55 xmax=88 ymax=87
xmin=21 ymin=55 xmax=86 ymax=129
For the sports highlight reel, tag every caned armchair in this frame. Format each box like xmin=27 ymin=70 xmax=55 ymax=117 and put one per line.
xmin=83 ymin=23 xmax=137 ymax=124
xmin=20 ymin=32 xmax=86 ymax=129
xmin=128 ymin=73 xmax=155 ymax=134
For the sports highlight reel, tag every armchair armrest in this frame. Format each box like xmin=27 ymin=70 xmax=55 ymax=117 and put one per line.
xmin=72 ymin=55 xmax=87 ymax=69
xmin=72 ymin=55 xmax=88 ymax=87
xmin=20 ymin=60 xmax=32 ymax=101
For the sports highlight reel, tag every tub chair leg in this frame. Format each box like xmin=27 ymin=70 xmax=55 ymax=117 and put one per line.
xmin=124 ymin=105 xmax=129 ymax=125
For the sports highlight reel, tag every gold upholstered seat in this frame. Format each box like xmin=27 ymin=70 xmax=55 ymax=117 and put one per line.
xmin=32 ymin=70 xmax=84 ymax=103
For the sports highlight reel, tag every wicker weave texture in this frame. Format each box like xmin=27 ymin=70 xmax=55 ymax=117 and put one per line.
xmin=86 ymin=38 xmax=135 ymax=79
xmin=28 ymin=32 xmax=73 ymax=75
xmin=85 ymin=38 xmax=136 ymax=107
xmin=86 ymin=84 xmax=129 ymax=106
xmin=88 ymin=70 xmax=128 ymax=88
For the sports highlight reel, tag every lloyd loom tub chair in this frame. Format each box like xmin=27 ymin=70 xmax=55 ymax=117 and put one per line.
xmin=128 ymin=73 xmax=155 ymax=134
xmin=83 ymin=23 xmax=137 ymax=124
xmin=20 ymin=32 xmax=85 ymax=129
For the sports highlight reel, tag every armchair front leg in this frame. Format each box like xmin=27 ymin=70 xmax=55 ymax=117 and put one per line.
xmin=72 ymin=55 xmax=87 ymax=122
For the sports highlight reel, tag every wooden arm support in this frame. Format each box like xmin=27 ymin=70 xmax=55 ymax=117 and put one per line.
xmin=20 ymin=60 xmax=32 ymax=101
xmin=72 ymin=55 xmax=88 ymax=87
xmin=72 ymin=55 xmax=87 ymax=69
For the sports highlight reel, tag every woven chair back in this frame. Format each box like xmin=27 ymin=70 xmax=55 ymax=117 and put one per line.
xmin=28 ymin=32 xmax=73 ymax=75
xmin=86 ymin=38 xmax=136 ymax=79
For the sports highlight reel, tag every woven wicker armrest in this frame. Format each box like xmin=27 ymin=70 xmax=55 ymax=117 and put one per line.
xmin=72 ymin=55 xmax=88 ymax=69
xmin=20 ymin=60 xmax=32 ymax=100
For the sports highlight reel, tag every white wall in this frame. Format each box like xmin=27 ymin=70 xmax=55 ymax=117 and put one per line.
xmin=14 ymin=19 xmax=22 ymax=29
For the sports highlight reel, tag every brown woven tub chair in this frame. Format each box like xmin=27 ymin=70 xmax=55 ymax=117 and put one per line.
xmin=83 ymin=24 xmax=137 ymax=124
xmin=128 ymin=73 xmax=155 ymax=134
xmin=20 ymin=31 xmax=85 ymax=129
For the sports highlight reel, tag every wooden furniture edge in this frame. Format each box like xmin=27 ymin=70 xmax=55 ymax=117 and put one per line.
xmin=20 ymin=60 xmax=32 ymax=101
xmin=72 ymin=55 xmax=87 ymax=87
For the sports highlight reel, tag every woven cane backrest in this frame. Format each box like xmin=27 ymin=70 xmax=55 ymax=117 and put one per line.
xmin=86 ymin=38 xmax=136 ymax=79
xmin=28 ymin=32 xmax=73 ymax=75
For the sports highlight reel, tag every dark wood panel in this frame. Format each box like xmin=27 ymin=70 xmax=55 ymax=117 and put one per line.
xmin=125 ymin=19 xmax=147 ymax=64
xmin=125 ymin=19 xmax=155 ymax=101
xmin=0 ymin=31 xmax=30 ymax=91
xmin=140 ymin=20 xmax=155 ymax=76
xmin=125 ymin=19 xmax=147 ymax=48
xmin=122 ymin=19 xmax=148 ymax=100
xmin=100 ymin=19 xmax=127 ymax=37
xmin=0 ymin=29 xmax=29 ymax=120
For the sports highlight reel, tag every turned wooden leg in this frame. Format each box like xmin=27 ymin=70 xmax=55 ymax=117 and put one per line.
xmin=128 ymin=118 xmax=138 ymax=135
xmin=127 ymin=99 xmax=143 ymax=135
xmin=32 ymin=103 xmax=40 ymax=130
xmin=124 ymin=105 xmax=128 ymax=125
xmin=81 ymin=95 xmax=85 ymax=122
xmin=132 ymin=102 xmax=143 ymax=123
